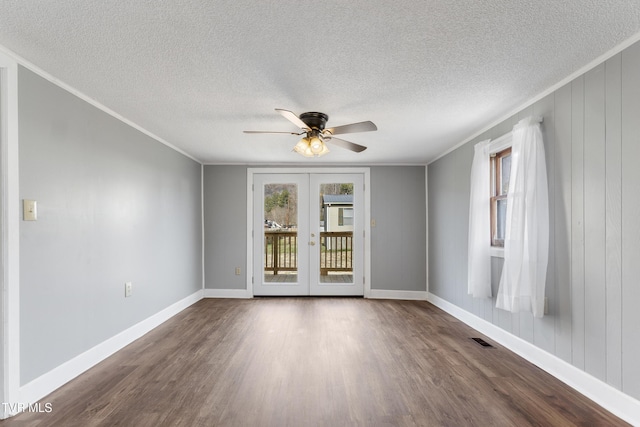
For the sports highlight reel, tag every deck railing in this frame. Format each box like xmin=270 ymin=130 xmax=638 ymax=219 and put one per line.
xmin=319 ymin=231 xmax=353 ymax=275
xmin=264 ymin=230 xmax=353 ymax=275
xmin=264 ymin=231 xmax=298 ymax=274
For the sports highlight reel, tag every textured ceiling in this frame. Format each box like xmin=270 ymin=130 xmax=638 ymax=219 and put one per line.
xmin=1 ymin=1 xmax=640 ymax=164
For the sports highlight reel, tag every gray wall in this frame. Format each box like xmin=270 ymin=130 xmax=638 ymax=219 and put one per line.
xmin=428 ymin=40 xmax=640 ymax=400
xmin=203 ymin=165 xmax=427 ymax=293
xmin=19 ymin=67 xmax=203 ymax=385
xmin=370 ymin=166 xmax=426 ymax=291
xmin=203 ymin=165 xmax=247 ymax=290
xmin=0 ymin=76 xmax=4 ymax=406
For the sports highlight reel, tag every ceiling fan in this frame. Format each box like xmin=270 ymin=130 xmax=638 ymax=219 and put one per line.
xmin=244 ymin=109 xmax=377 ymax=157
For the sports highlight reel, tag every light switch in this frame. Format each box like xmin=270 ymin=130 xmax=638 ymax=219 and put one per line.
xmin=23 ymin=200 xmax=37 ymax=221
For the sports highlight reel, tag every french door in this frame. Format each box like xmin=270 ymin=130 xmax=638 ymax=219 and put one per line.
xmin=252 ymin=172 xmax=364 ymax=296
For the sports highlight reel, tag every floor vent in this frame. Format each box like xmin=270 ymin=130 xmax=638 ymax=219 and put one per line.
xmin=470 ymin=337 xmax=493 ymax=347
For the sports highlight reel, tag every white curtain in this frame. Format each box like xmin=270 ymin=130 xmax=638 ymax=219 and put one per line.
xmin=496 ymin=117 xmax=549 ymax=317
xmin=467 ymin=139 xmax=492 ymax=298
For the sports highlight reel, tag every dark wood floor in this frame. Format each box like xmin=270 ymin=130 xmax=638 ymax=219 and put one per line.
xmin=1 ymin=298 xmax=628 ymax=426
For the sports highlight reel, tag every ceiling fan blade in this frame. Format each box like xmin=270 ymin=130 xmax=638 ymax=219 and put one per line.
xmin=325 ymin=136 xmax=367 ymax=153
xmin=325 ymin=120 xmax=377 ymax=136
xmin=243 ymin=130 xmax=303 ymax=135
xmin=275 ymin=109 xmax=311 ymax=130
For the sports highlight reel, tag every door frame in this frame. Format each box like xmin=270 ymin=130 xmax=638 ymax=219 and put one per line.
xmin=246 ymin=167 xmax=371 ymax=298
xmin=0 ymin=51 xmax=20 ymax=418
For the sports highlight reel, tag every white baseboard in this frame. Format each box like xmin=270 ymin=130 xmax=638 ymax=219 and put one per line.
xmin=427 ymin=292 xmax=640 ymax=426
xmin=203 ymin=288 xmax=429 ymax=300
xmin=17 ymin=290 xmax=203 ymax=410
xmin=368 ymin=289 xmax=428 ymax=300
xmin=203 ymin=288 xmax=253 ymax=299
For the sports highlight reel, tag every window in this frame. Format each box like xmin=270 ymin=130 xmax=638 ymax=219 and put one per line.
xmin=338 ymin=208 xmax=353 ymax=226
xmin=490 ymin=147 xmax=511 ymax=247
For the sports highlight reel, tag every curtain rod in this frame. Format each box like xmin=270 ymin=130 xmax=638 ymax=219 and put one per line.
xmin=522 ymin=115 xmax=544 ymax=124
xmin=485 ymin=115 xmax=543 ymax=151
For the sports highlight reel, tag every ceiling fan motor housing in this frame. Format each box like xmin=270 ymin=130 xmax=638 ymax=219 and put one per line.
xmin=299 ymin=112 xmax=329 ymax=130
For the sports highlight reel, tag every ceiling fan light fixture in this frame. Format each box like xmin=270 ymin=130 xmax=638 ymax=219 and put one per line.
xmin=316 ymin=141 xmax=330 ymax=157
xmin=293 ymin=137 xmax=314 ymax=157
xmin=309 ymin=135 xmax=327 ymax=155
xmin=293 ymin=135 xmax=329 ymax=157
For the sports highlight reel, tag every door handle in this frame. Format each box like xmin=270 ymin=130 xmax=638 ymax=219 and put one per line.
xmin=309 ymin=241 xmax=316 ymax=246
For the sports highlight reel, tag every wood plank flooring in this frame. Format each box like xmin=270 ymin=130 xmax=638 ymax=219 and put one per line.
xmin=0 ymin=298 xmax=628 ymax=426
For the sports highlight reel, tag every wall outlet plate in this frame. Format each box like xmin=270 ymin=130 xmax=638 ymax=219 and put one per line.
xmin=125 ymin=282 xmax=132 ymax=297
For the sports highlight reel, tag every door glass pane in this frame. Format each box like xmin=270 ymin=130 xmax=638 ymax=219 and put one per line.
xmin=264 ymin=183 xmax=298 ymax=283
xmin=319 ymin=183 xmax=354 ymax=284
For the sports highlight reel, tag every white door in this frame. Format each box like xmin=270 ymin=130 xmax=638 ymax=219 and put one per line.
xmin=252 ymin=173 xmax=364 ymax=296
xmin=309 ymin=173 xmax=364 ymax=295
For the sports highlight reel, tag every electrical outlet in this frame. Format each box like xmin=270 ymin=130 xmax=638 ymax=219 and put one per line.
xmin=544 ymin=297 xmax=549 ymax=315
xmin=125 ymin=282 xmax=132 ymax=297
xmin=235 ymin=267 xmax=241 ymax=275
